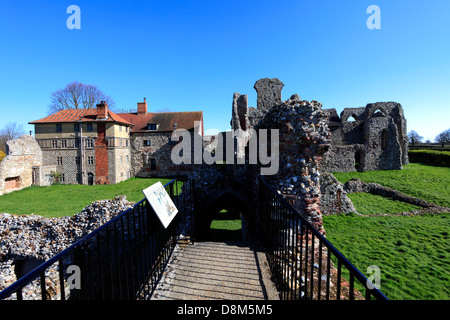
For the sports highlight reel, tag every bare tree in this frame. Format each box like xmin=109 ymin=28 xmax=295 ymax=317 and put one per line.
xmin=435 ymin=128 xmax=450 ymax=148
xmin=0 ymin=122 xmax=25 ymax=152
xmin=48 ymin=81 xmax=115 ymax=114
xmin=408 ymin=130 xmax=423 ymax=147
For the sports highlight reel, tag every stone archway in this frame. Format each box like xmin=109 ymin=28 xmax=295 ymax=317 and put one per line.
xmin=195 ymin=189 xmax=255 ymax=242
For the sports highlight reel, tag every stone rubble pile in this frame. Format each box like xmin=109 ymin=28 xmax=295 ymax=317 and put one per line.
xmin=0 ymin=196 xmax=134 ymax=297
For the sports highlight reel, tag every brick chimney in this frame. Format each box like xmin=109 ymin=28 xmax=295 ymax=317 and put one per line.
xmin=137 ymin=98 xmax=147 ymax=116
xmin=97 ymin=101 xmax=108 ymax=120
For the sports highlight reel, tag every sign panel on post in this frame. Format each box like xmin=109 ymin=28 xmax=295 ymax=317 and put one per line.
xmin=143 ymin=181 xmax=178 ymax=228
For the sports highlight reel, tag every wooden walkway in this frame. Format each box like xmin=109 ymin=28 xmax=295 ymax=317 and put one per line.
xmin=150 ymin=241 xmax=279 ymax=300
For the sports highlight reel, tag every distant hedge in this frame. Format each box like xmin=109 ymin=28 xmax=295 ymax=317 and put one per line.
xmin=408 ymin=149 xmax=450 ymax=167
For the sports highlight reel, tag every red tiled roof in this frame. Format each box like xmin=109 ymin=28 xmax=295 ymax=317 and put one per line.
xmin=29 ymin=108 xmax=132 ymax=125
xmin=117 ymin=111 xmax=203 ymax=133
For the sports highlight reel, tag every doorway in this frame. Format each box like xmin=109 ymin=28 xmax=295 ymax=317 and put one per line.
xmin=87 ymin=172 xmax=94 ymax=185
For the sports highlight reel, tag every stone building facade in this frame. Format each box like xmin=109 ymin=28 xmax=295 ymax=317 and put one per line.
xmin=30 ymin=102 xmax=132 ymax=185
xmin=29 ymin=99 xmax=203 ymax=185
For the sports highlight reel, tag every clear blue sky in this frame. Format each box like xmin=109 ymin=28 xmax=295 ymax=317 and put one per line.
xmin=1 ymin=0 xmax=449 ymax=141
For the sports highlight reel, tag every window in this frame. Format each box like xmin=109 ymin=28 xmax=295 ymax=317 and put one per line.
xmin=147 ymin=123 xmax=157 ymax=130
xmin=86 ymin=139 xmax=94 ymax=148
xmin=57 ymin=157 xmax=63 ymax=165
xmin=74 ymin=123 xmax=81 ymax=132
xmin=126 ymin=155 xmax=129 ymax=162
xmin=143 ymin=140 xmax=151 ymax=146
xmin=87 ymin=123 xmax=93 ymax=132
xmin=75 ymin=139 xmax=80 ymax=148
xmin=61 ymin=140 xmax=67 ymax=148
xmin=150 ymin=159 xmax=156 ymax=171
xmin=61 ymin=174 xmax=65 ymax=182
xmin=75 ymin=156 xmax=80 ymax=165
xmin=52 ymin=140 xmax=58 ymax=148
xmin=88 ymin=156 xmax=94 ymax=165
xmin=168 ymin=137 xmax=176 ymax=145
xmin=56 ymin=124 xmax=62 ymax=133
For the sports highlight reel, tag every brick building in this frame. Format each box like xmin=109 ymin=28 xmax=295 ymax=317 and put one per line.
xmin=29 ymin=99 xmax=203 ymax=185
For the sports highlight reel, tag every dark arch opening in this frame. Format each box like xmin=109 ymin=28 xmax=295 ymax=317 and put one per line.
xmin=195 ymin=190 xmax=254 ymax=242
xmin=209 ymin=208 xmax=242 ymax=242
xmin=355 ymin=150 xmax=362 ymax=171
xmin=381 ymin=129 xmax=388 ymax=150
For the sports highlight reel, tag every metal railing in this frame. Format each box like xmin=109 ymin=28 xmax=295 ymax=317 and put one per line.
xmin=257 ymin=175 xmax=388 ymax=300
xmin=0 ymin=178 xmax=190 ymax=300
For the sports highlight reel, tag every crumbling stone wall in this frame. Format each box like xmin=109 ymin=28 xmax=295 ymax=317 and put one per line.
xmin=322 ymin=102 xmax=409 ymax=172
xmin=0 ymin=135 xmax=43 ymax=196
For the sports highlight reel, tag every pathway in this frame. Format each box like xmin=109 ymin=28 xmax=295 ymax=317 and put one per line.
xmin=150 ymin=241 xmax=279 ymax=300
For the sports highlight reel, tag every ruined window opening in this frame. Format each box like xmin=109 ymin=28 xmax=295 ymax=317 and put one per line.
xmin=354 ymin=151 xmax=362 ymax=171
xmin=150 ymin=158 xmax=156 ymax=171
xmin=348 ymin=115 xmax=358 ymax=122
xmin=4 ymin=176 xmax=21 ymax=190
xmin=371 ymin=108 xmax=385 ymax=118
xmin=381 ymin=129 xmax=388 ymax=150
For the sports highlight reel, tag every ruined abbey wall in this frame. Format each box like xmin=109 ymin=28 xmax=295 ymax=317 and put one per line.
xmin=321 ymin=102 xmax=408 ymax=172
xmin=0 ymin=135 xmax=43 ymax=196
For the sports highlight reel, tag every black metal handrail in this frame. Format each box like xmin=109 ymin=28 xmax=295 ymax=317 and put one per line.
xmin=0 ymin=178 xmax=190 ymax=300
xmin=257 ymin=175 xmax=388 ymax=300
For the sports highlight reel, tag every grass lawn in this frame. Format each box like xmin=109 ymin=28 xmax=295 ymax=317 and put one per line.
xmin=324 ymin=213 xmax=450 ymax=300
xmin=347 ymin=193 xmax=422 ymax=215
xmin=333 ymin=163 xmax=450 ymax=207
xmin=209 ymin=209 xmax=242 ymax=242
xmin=323 ymin=163 xmax=450 ymax=300
xmin=0 ymin=177 xmax=174 ymax=218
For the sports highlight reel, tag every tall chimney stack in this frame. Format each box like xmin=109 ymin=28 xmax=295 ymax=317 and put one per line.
xmin=137 ymin=97 xmax=147 ymax=116
xmin=97 ymin=101 xmax=108 ymax=120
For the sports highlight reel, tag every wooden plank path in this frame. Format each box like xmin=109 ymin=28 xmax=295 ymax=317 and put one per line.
xmin=150 ymin=241 xmax=279 ymax=300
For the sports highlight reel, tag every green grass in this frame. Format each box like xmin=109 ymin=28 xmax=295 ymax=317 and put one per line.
xmin=0 ymin=178 xmax=174 ymax=218
xmin=323 ymin=213 xmax=450 ymax=300
xmin=333 ymin=163 xmax=450 ymax=207
xmin=209 ymin=209 xmax=242 ymax=242
xmin=347 ymin=193 xmax=422 ymax=215
xmin=323 ymin=163 xmax=450 ymax=300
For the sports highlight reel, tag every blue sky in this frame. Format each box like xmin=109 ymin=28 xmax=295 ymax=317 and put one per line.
xmin=0 ymin=0 xmax=449 ymax=141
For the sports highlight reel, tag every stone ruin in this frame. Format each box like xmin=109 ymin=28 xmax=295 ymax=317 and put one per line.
xmin=185 ymin=78 xmax=410 ymax=240
xmin=321 ymin=103 xmax=408 ymax=172
xmin=0 ymin=135 xmax=49 ymax=196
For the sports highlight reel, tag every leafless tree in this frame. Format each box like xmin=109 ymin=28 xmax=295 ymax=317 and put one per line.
xmin=435 ymin=128 xmax=450 ymax=148
xmin=48 ymin=81 xmax=115 ymax=114
xmin=0 ymin=122 xmax=25 ymax=152
xmin=408 ymin=130 xmax=424 ymax=146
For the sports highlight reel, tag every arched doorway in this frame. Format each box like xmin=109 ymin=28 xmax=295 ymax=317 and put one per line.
xmin=209 ymin=208 xmax=242 ymax=242
xmin=194 ymin=189 xmax=255 ymax=242
xmin=87 ymin=172 xmax=94 ymax=185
